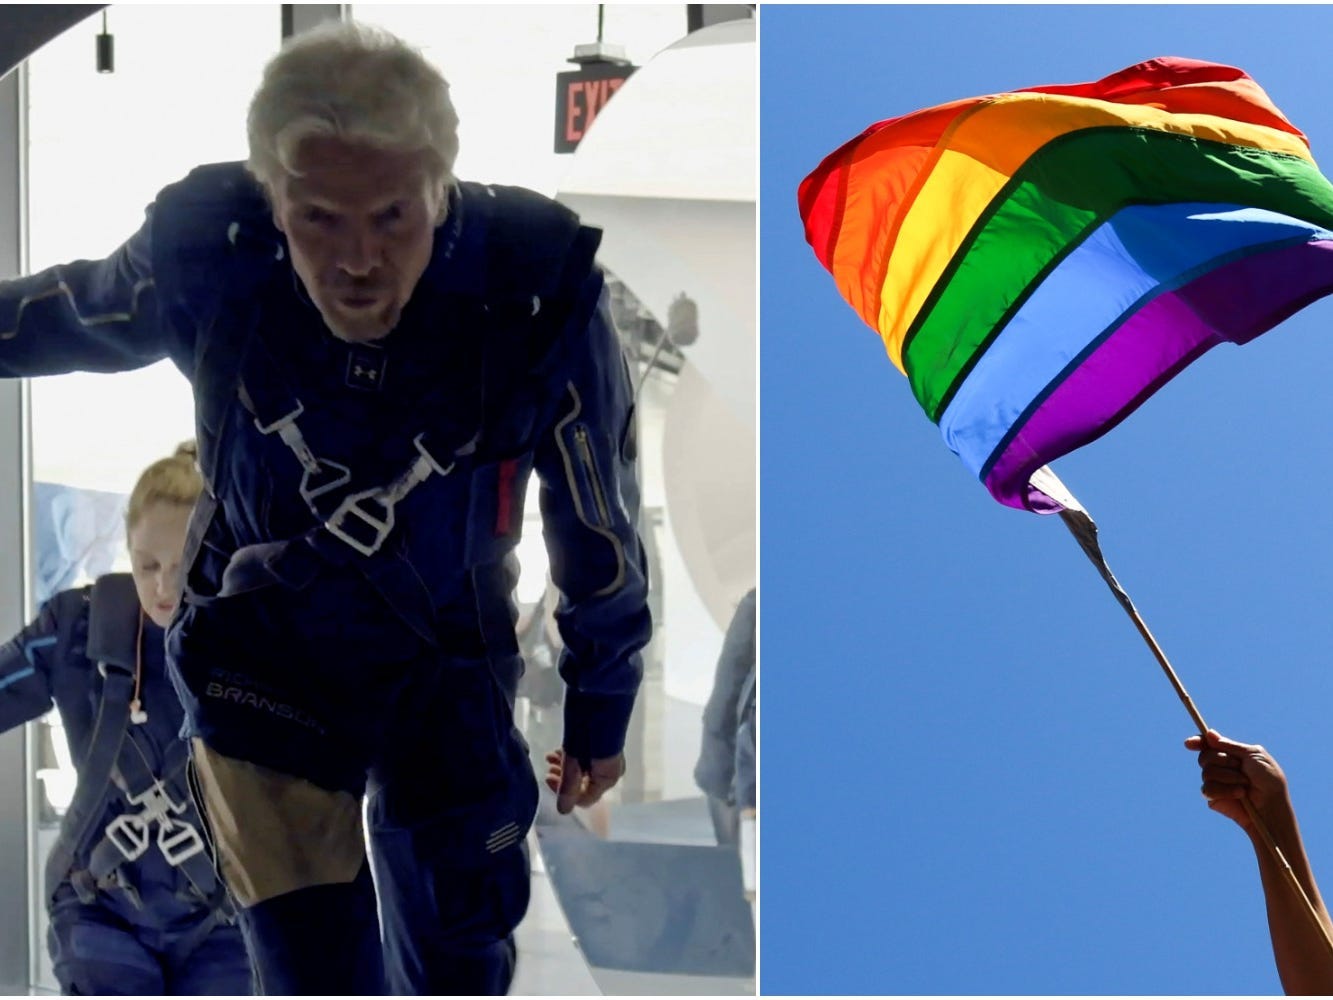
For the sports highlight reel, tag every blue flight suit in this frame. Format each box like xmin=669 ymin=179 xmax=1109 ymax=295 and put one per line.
xmin=0 ymin=163 xmax=651 ymax=995
xmin=0 ymin=575 xmax=251 ymax=995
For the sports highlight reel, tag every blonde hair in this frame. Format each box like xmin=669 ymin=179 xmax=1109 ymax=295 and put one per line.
xmin=246 ymin=20 xmax=459 ymax=217
xmin=126 ymin=442 xmax=202 ymax=538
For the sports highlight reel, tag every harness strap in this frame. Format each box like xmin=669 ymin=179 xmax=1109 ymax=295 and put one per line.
xmin=85 ymin=576 xmax=141 ymax=670
xmin=83 ymin=735 xmax=227 ymax=915
xmin=43 ymin=662 xmax=133 ymax=903
xmin=237 ymin=312 xmax=484 ymax=528
xmin=214 ymin=528 xmax=440 ymax=647
xmin=224 ymin=295 xmax=488 ymax=647
xmin=236 ymin=343 xmax=352 ymax=511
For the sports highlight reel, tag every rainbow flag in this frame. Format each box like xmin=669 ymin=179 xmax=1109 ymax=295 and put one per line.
xmin=799 ymin=57 xmax=1333 ymax=511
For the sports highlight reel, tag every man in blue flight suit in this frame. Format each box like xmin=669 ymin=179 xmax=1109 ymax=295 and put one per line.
xmin=0 ymin=20 xmax=651 ymax=996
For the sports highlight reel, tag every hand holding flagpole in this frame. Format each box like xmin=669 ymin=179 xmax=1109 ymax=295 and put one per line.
xmin=1030 ymin=467 xmax=1333 ymax=966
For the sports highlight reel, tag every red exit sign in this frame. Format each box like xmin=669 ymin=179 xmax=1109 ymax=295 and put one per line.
xmin=555 ymin=63 xmax=636 ymax=154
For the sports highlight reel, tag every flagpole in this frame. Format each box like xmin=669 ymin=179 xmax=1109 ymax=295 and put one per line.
xmin=1027 ymin=467 xmax=1333 ymax=965
xmin=1113 ymin=592 xmax=1207 ymax=733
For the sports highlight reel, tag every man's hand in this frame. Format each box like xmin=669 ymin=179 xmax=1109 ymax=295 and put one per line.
xmin=1185 ymin=729 xmax=1293 ymax=834
xmin=544 ymin=748 xmax=626 ymax=815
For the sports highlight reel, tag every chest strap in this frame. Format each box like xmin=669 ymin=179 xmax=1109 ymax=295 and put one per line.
xmin=43 ymin=659 xmax=133 ymax=903
xmin=210 ymin=312 xmax=487 ymax=647
xmin=80 ymin=730 xmax=230 ymax=918
xmin=239 ymin=324 xmax=482 ymax=540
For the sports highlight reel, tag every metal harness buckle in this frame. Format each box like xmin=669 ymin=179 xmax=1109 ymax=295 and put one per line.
xmin=323 ymin=436 xmax=458 ymax=557
xmin=412 ymin=433 xmax=455 ymax=476
xmin=253 ymin=398 xmax=353 ymax=506
xmin=325 ymin=488 xmax=395 ymax=557
xmin=105 ymin=781 xmax=190 ymax=863
xmin=157 ymin=819 xmax=206 ymax=867
xmin=105 ymin=813 xmax=151 ymax=863
xmin=252 ymin=401 xmax=304 ymax=435
xmin=299 ymin=458 xmax=352 ymax=505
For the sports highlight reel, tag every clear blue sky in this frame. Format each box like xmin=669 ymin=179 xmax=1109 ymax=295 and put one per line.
xmin=760 ymin=5 xmax=1333 ymax=994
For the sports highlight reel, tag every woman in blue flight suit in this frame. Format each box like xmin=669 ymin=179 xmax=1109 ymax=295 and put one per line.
xmin=0 ymin=444 xmax=252 ymax=995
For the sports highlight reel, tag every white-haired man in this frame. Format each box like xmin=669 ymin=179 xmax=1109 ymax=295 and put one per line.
xmin=0 ymin=21 xmax=651 ymax=995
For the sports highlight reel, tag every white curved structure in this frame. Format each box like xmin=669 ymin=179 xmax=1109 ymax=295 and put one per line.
xmin=558 ymin=17 xmax=756 ymax=631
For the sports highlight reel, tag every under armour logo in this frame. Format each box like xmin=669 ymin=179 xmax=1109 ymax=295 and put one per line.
xmin=345 ymin=348 xmax=387 ymax=391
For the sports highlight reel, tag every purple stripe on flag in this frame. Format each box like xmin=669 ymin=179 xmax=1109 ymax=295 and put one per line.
xmin=940 ymin=205 xmax=1329 ymax=484
xmin=985 ymin=239 xmax=1333 ymax=511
